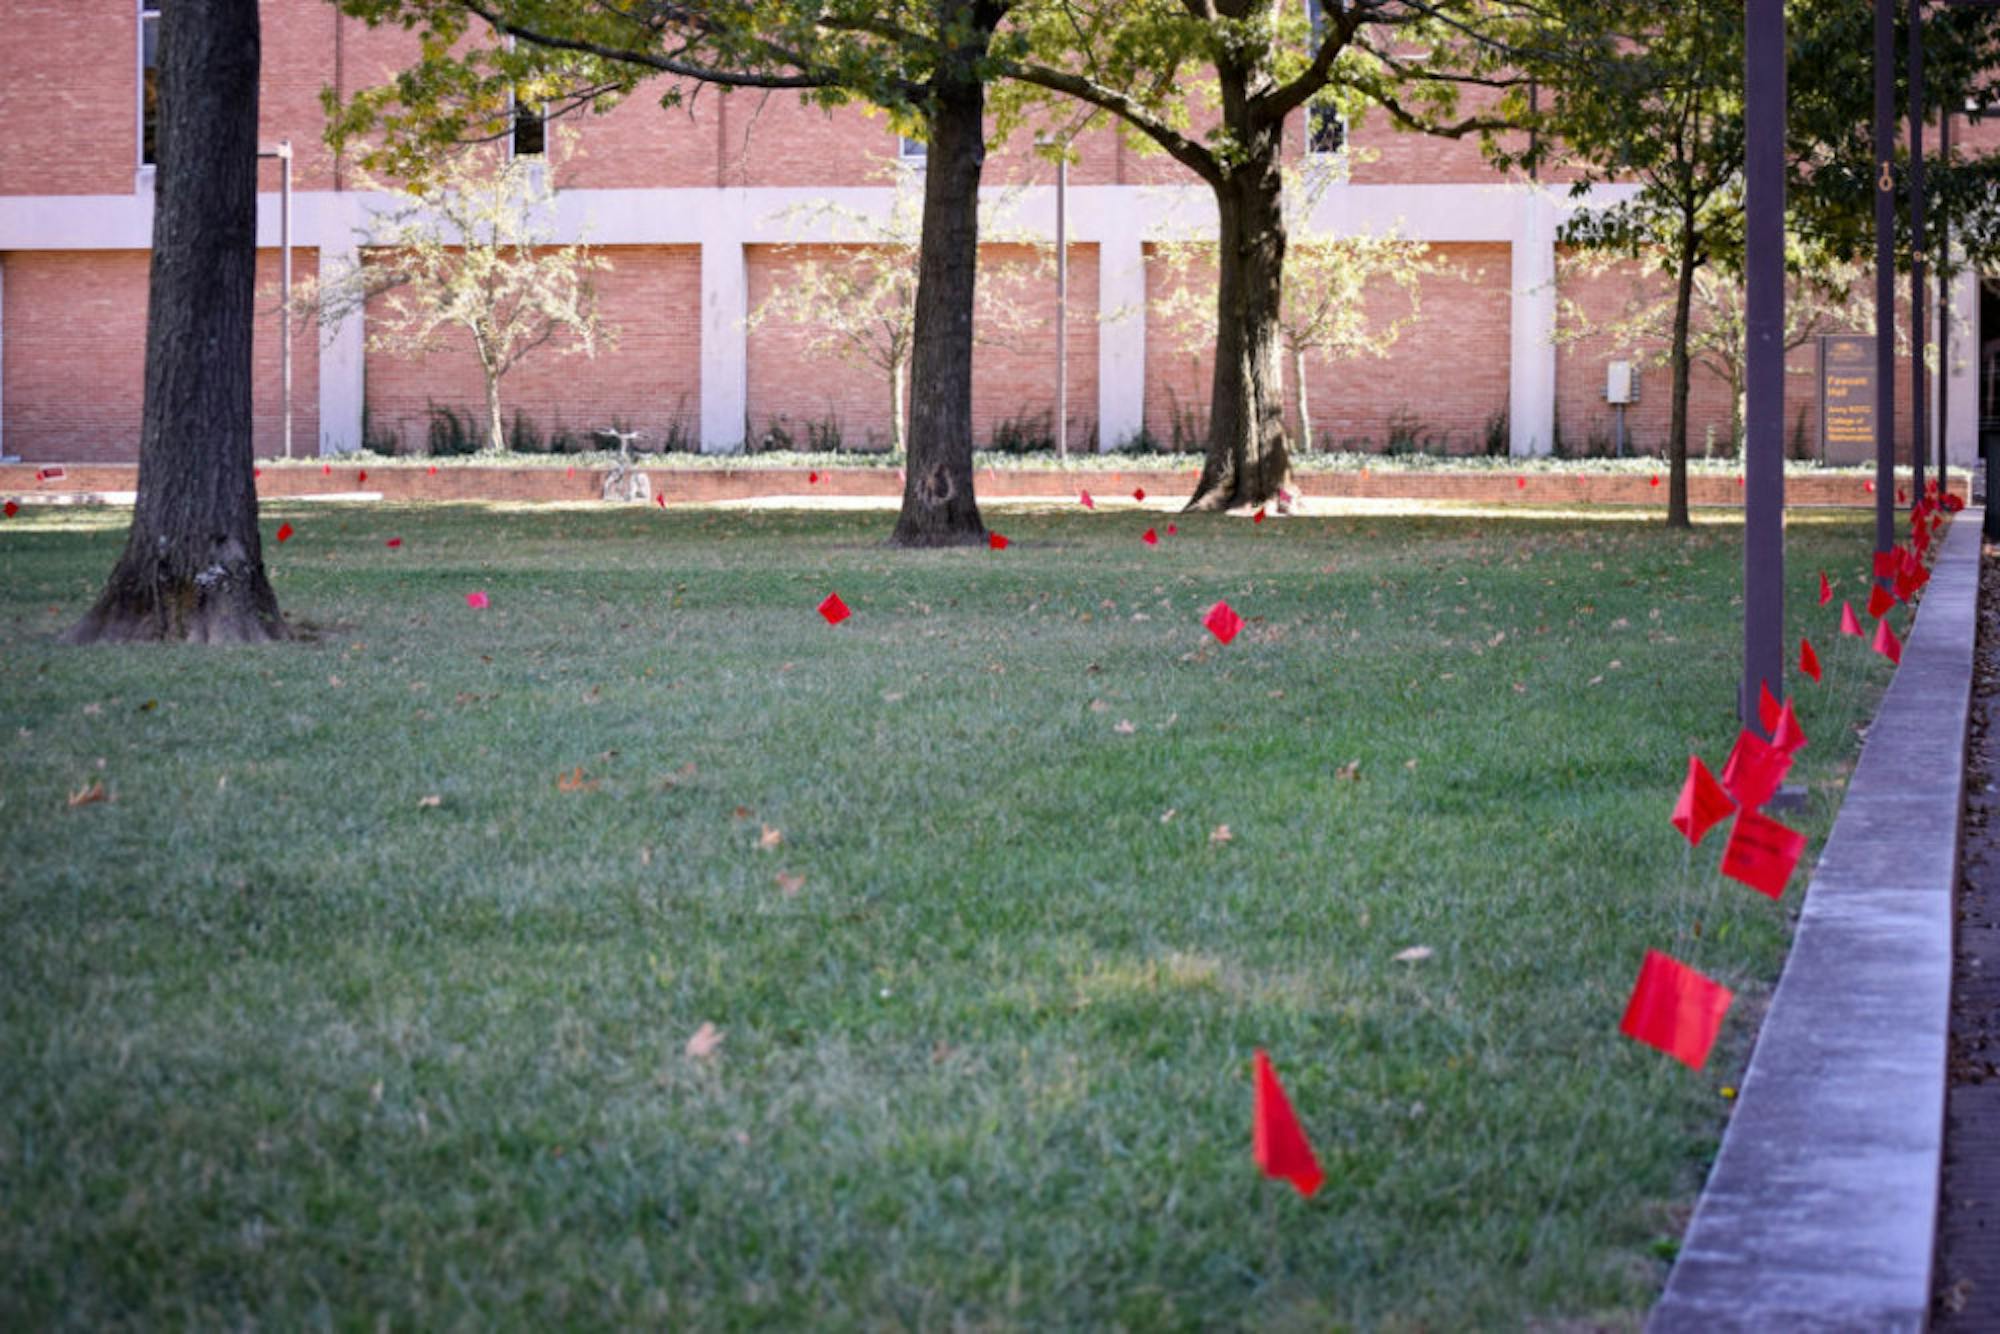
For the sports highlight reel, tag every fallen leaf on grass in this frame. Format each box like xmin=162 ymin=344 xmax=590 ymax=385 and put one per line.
xmin=556 ymin=766 xmax=600 ymax=793
xmin=67 ymin=781 xmax=109 ymax=808
xmin=685 ymin=1023 xmax=724 ymax=1059
xmin=733 ymin=805 xmax=753 ymax=820
xmin=759 ymin=825 xmax=783 ymax=849
xmin=775 ymin=872 xmax=805 ymax=897
xmin=1335 ymin=761 xmax=1363 ymax=782
xmin=416 ymin=794 xmax=442 ymax=808
xmin=1113 ymin=720 xmax=1137 ymax=734
xmin=1161 ymin=808 xmax=1177 ymax=823
xmin=1210 ymin=824 xmax=1233 ymax=845
xmin=1392 ymin=946 xmax=1434 ymax=963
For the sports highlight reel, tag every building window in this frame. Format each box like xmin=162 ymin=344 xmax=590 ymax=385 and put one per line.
xmin=898 ymin=135 xmax=927 ymax=163
xmin=140 ymin=1 xmax=162 ymax=167
xmin=511 ymin=97 xmax=546 ymax=158
xmin=1307 ymin=103 xmax=1347 ymax=157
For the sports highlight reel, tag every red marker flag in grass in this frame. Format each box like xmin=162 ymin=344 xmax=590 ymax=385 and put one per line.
xmin=1864 ymin=479 xmax=1875 ymax=493
xmin=1721 ymin=807 xmax=1807 ymax=899
xmin=1839 ymin=601 xmax=1864 ymax=637
xmin=1252 ymin=508 xmax=1267 ymax=524
xmin=1757 ymin=681 xmax=1783 ymax=736
xmin=1252 ymin=1049 xmax=1324 ymax=1198
xmin=1204 ymin=600 xmax=1244 ymax=645
xmin=1945 ymin=492 xmax=1967 ymax=513
xmin=988 ymin=532 xmax=1009 ymax=550
xmin=1142 ymin=528 xmax=1159 ymax=546
xmin=1516 ymin=475 xmax=1527 ymax=489
xmin=386 ymin=537 xmax=403 ymax=549
xmin=1167 ymin=524 xmax=1179 ymax=536
xmin=808 ymin=471 xmax=819 ymax=484
xmin=428 ymin=464 xmax=438 ymax=476
xmin=1721 ymin=727 xmax=1791 ymax=810
xmin=465 ymin=590 xmax=489 ymax=610
xmin=1799 ymin=636 xmax=1822 ymax=683
xmin=818 ymin=592 xmax=851 ymax=625
xmin=2 ymin=500 xmax=16 ymax=519
xmin=1079 ymin=490 xmax=1096 ymax=510
xmin=1818 ymin=570 xmax=1832 ymax=606
xmin=275 ymin=522 xmax=294 ymax=543
xmin=1650 ymin=474 xmax=1661 ymax=488
xmin=1873 ymin=549 xmax=1898 ymax=579
xmin=1671 ymin=755 xmax=1735 ymax=847
xmin=358 ymin=469 xmax=369 ymax=484
xmin=1866 ymin=583 xmax=1895 ymax=619
xmin=1620 ymin=950 xmax=1734 ymax=1071
xmin=1133 ymin=487 xmax=1146 ymax=502
xmin=322 ymin=463 xmax=331 ymax=476
xmin=1771 ymin=699 xmax=1807 ymax=756
xmin=1873 ymin=617 xmax=1903 ymax=665
xmin=655 ymin=491 xmax=666 ymax=508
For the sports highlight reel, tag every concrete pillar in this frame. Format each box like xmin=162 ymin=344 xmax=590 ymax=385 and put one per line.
xmin=1945 ymin=266 xmax=1978 ymax=467
xmin=1097 ymin=230 xmax=1147 ymax=450
xmin=1508 ymin=192 xmax=1557 ymax=457
xmin=0 ymin=258 xmax=8 ymax=461
xmin=318 ymin=242 xmax=364 ymax=456
xmin=700 ymin=212 xmax=748 ymax=453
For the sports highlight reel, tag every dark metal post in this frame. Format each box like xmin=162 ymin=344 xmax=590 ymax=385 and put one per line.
xmin=1744 ymin=0 xmax=1786 ymax=730
xmin=1911 ymin=2 xmax=1929 ymax=505
xmin=1939 ymin=106 xmax=1952 ymax=498
xmin=1875 ymin=0 xmax=1898 ymax=565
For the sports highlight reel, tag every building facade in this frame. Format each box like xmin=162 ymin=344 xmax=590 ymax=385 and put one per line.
xmin=0 ymin=1 xmax=1982 ymax=465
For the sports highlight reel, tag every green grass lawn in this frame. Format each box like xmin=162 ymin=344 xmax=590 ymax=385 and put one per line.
xmin=0 ymin=501 xmax=1898 ymax=1329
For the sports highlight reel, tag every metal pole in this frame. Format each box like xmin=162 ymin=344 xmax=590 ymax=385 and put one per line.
xmin=1744 ymin=0 xmax=1786 ymax=730
xmin=1939 ymin=106 xmax=1952 ymax=498
xmin=280 ymin=139 xmax=293 ymax=461
xmin=1055 ymin=153 xmax=1068 ymax=461
xmin=1911 ymin=4 xmax=1928 ymax=505
xmin=1875 ymin=0 xmax=1898 ymax=568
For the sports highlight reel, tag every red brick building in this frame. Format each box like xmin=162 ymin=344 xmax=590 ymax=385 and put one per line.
xmin=0 ymin=2 xmax=1981 ymax=466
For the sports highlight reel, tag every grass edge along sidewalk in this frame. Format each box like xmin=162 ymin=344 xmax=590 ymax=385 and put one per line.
xmin=1651 ymin=509 xmax=1980 ymax=1330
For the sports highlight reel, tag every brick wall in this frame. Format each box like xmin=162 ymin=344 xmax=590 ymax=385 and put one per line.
xmin=2 ymin=248 xmax=317 ymax=461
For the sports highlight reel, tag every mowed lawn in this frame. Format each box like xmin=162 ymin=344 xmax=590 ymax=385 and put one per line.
xmin=0 ymin=501 xmax=1896 ymax=1329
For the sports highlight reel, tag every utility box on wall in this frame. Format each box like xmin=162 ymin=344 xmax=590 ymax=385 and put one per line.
xmin=1605 ymin=361 xmax=1638 ymax=405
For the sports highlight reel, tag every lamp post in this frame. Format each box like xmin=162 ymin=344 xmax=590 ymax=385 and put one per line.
xmin=1874 ymin=0 xmax=1897 ymax=572
xmin=257 ymin=139 xmax=293 ymax=460
xmin=1911 ymin=6 xmax=1928 ymax=505
xmin=1743 ymin=0 xmax=1786 ymax=730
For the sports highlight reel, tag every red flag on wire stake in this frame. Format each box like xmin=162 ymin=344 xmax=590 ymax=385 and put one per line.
xmin=1771 ymin=699 xmax=1807 ymax=756
xmin=1839 ymin=602 xmax=1864 ymax=637
xmin=818 ymin=593 xmax=851 ymax=625
xmin=1671 ymin=755 xmax=1735 ymax=847
xmin=1620 ymin=950 xmax=1734 ymax=1070
xmin=988 ymin=532 xmax=1009 ymax=550
xmin=465 ymin=590 xmax=489 ymax=610
xmin=1252 ymin=1050 xmax=1324 ymax=1198
xmin=1818 ymin=570 xmax=1832 ymax=606
xmin=1721 ymin=808 xmax=1807 ymax=899
xmin=1873 ymin=617 xmax=1902 ymax=664
xmin=1079 ymin=491 xmax=1095 ymax=510
xmin=275 ymin=523 xmax=294 ymax=543
xmin=1757 ymin=682 xmax=1782 ymax=736
xmin=1873 ymin=550 xmax=1898 ymax=579
xmin=1799 ymin=636 xmax=1822 ymax=682
xmin=1204 ymin=601 xmax=1244 ymax=645
xmin=1867 ymin=584 xmax=1895 ymax=619
xmin=1142 ymin=528 xmax=1159 ymax=546
xmin=1720 ymin=728 xmax=1791 ymax=811
xmin=1133 ymin=487 xmax=1146 ymax=502
xmin=1 ymin=501 xmax=15 ymax=519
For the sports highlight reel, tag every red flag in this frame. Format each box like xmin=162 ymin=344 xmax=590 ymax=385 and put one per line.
xmin=818 ymin=592 xmax=851 ymax=625
xmin=1799 ymin=636 xmax=1822 ymax=682
xmin=1913 ymin=524 xmax=1931 ymax=556
xmin=1142 ymin=528 xmax=1159 ymax=546
xmin=1866 ymin=584 xmax=1895 ymax=619
xmin=1839 ymin=601 xmax=1864 ymax=637
xmin=275 ymin=522 xmax=294 ymax=543
xmin=808 ymin=471 xmax=819 ymax=484
xmin=428 ymin=465 xmax=438 ymax=476
xmin=385 ymin=538 xmax=402 ymax=549
xmin=322 ymin=463 xmax=331 ymax=476
xmin=1650 ymin=474 xmax=1661 ymax=488
xmin=1872 ymin=549 xmax=1898 ymax=578
xmin=1 ymin=500 xmax=15 ymax=519
xmin=1864 ymin=479 xmax=1875 ymax=494
xmin=1671 ymin=755 xmax=1735 ymax=846
xmin=1771 ymin=699 xmax=1807 ymax=755
xmin=1818 ymin=570 xmax=1832 ymax=606
xmin=1721 ymin=808 xmax=1807 ymax=899
xmin=566 ymin=466 xmax=574 ymax=480
xmin=1252 ymin=508 xmax=1266 ymax=524
xmin=1620 ymin=950 xmax=1734 ymax=1070
xmin=988 ymin=532 xmax=1009 ymax=550
xmin=254 ymin=467 xmax=262 ymax=479
xmin=1252 ymin=1050 xmax=1324 ymax=1198
xmin=1873 ymin=617 xmax=1902 ymax=664
xmin=1516 ymin=476 xmax=1526 ymax=489
xmin=1720 ymin=727 xmax=1791 ymax=810
xmin=1204 ymin=600 xmax=1244 ymax=645
xmin=1133 ymin=487 xmax=1146 ymax=502
xmin=1079 ymin=491 xmax=1095 ymax=510
xmin=1757 ymin=681 xmax=1782 ymax=736
xmin=465 ymin=590 xmax=489 ymax=610
xmin=1898 ymin=487 xmax=1908 ymax=503
xmin=1928 ymin=477 xmax=1940 ymax=496
xmin=1945 ymin=492 xmax=1966 ymax=513
xmin=1909 ymin=563 xmax=1930 ymax=593
xmin=358 ymin=469 xmax=369 ymax=484
xmin=1167 ymin=524 xmax=1179 ymax=536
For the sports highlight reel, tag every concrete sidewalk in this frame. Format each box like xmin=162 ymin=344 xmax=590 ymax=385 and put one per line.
xmin=1650 ymin=511 xmax=1981 ymax=1331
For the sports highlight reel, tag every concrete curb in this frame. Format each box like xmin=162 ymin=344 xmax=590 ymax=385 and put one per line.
xmin=1650 ymin=511 xmax=1981 ymax=1331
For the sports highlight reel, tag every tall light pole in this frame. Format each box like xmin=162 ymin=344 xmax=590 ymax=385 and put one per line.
xmin=1743 ymin=0 xmax=1786 ymax=729
xmin=1874 ymin=0 xmax=1897 ymax=570
xmin=257 ymin=139 xmax=293 ymax=459
xmin=1911 ymin=4 xmax=1929 ymax=504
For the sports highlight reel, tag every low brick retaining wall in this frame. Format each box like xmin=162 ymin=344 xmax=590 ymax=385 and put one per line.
xmin=0 ymin=463 xmax=1970 ymax=509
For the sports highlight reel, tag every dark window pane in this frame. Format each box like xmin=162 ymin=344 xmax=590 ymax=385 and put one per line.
xmin=142 ymin=14 xmax=161 ymax=166
xmin=513 ymin=103 xmax=545 ymax=157
xmin=1308 ymin=103 xmax=1345 ymax=156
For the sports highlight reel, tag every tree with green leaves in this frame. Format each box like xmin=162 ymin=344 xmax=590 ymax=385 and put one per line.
xmin=996 ymin=1 xmax=1518 ymax=511
xmin=70 ymin=0 xmax=287 ymax=643
xmin=302 ymin=144 xmax=609 ymax=456
xmin=330 ymin=0 xmax=1016 ymax=546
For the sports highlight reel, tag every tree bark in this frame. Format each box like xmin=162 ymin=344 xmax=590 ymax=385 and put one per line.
xmin=1186 ymin=131 xmax=1292 ymax=513
xmin=483 ymin=367 xmax=506 ymax=454
xmin=1293 ymin=346 xmax=1313 ymax=455
xmin=68 ymin=0 xmax=286 ymax=644
xmin=889 ymin=0 xmax=997 ymax=548
xmin=1663 ymin=231 xmax=1699 ymax=530
xmin=890 ymin=354 xmax=908 ymax=455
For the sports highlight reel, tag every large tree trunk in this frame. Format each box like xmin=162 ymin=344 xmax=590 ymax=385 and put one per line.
xmin=1186 ymin=136 xmax=1291 ymax=513
xmin=68 ymin=0 xmax=285 ymax=644
xmin=1663 ymin=234 xmax=1699 ymax=530
xmin=890 ymin=0 xmax=997 ymax=548
xmin=483 ymin=368 xmax=506 ymax=454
